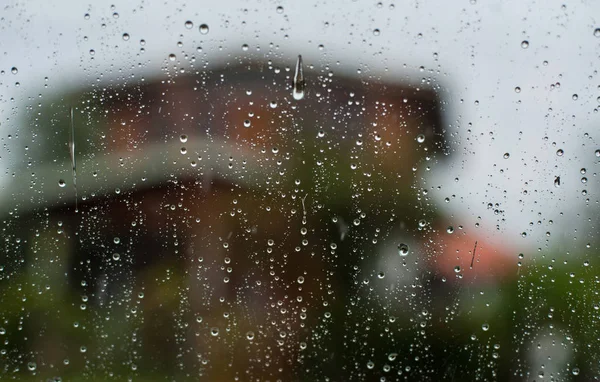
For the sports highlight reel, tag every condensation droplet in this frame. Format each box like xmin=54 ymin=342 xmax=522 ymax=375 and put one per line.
xmin=292 ymin=55 xmax=305 ymax=100
xmin=199 ymin=24 xmax=209 ymax=34
xmin=185 ymin=20 xmax=193 ymax=29
xmin=521 ymin=40 xmax=529 ymax=49
xmin=398 ymin=243 xmax=409 ymax=256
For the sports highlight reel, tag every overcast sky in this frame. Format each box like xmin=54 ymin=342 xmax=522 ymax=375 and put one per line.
xmin=1 ymin=0 xmax=599 ymax=257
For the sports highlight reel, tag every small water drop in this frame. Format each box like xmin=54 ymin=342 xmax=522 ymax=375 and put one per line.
xmin=594 ymin=28 xmax=600 ymax=37
xmin=58 ymin=179 xmax=66 ymax=187
xmin=122 ymin=33 xmax=130 ymax=41
xmin=556 ymin=148 xmax=564 ymax=156
xmin=398 ymin=243 xmax=409 ymax=256
xmin=11 ymin=67 xmax=18 ymax=75
xmin=199 ymin=24 xmax=209 ymax=35
xmin=185 ymin=20 xmax=193 ymax=29
xmin=112 ymin=253 xmax=120 ymax=261
xmin=554 ymin=176 xmax=560 ymax=188
xmin=521 ymin=40 xmax=529 ymax=49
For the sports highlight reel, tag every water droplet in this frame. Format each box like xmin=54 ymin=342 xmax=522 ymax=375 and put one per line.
xmin=27 ymin=362 xmax=36 ymax=371
xmin=11 ymin=67 xmax=18 ymax=75
xmin=454 ymin=266 xmax=461 ymax=273
xmin=447 ymin=226 xmax=454 ymax=234
xmin=554 ymin=176 xmax=561 ymax=188
xmin=514 ymin=86 xmax=521 ymax=93
xmin=199 ymin=24 xmax=209 ymax=34
xmin=276 ymin=6 xmax=284 ymax=13
xmin=113 ymin=237 xmax=120 ymax=244
xmin=367 ymin=361 xmax=375 ymax=369
xmin=416 ymin=134 xmax=425 ymax=143
xmin=572 ymin=367 xmax=580 ymax=375
xmin=246 ymin=331 xmax=255 ymax=340
xmin=398 ymin=243 xmax=409 ymax=256
xmin=503 ymin=153 xmax=510 ymax=159
xmin=572 ymin=94 xmax=578 ymax=100
xmin=377 ymin=271 xmax=385 ymax=279
xmin=388 ymin=353 xmax=397 ymax=362
xmin=297 ymin=276 xmax=305 ymax=284
xmin=241 ymin=44 xmax=249 ymax=51
xmin=521 ymin=40 xmax=529 ymax=49
xmin=210 ymin=327 xmax=219 ymax=336
xmin=596 ymin=149 xmax=600 ymax=157
xmin=58 ymin=179 xmax=66 ymax=187
xmin=185 ymin=20 xmax=193 ymax=29
xmin=482 ymin=323 xmax=489 ymax=331
xmin=112 ymin=253 xmax=120 ymax=261
xmin=556 ymin=149 xmax=564 ymax=156
xmin=196 ymin=316 xmax=203 ymax=323
xmin=243 ymin=119 xmax=251 ymax=128
xmin=269 ymin=100 xmax=278 ymax=108
xmin=373 ymin=28 xmax=381 ymax=36
xmin=122 ymin=33 xmax=130 ymax=41
xmin=180 ymin=147 xmax=187 ymax=154
xmin=594 ymin=28 xmax=600 ymax=37
xmin=292 ymin=55 xmax=305 ymax=100
xmin=180 ymin=134 xmax=188 ymax=143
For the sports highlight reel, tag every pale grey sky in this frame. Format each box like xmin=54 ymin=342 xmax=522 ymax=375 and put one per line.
xmin=1 ymin=0 xmax=599 ymax=256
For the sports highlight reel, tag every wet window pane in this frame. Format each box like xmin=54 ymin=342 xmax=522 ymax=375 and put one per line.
xmin=1 ymin=1 xmax=599 ymax=380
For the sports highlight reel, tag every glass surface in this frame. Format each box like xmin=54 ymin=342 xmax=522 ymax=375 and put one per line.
xmin=0 ymin=1 xmax=599 ymax=380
